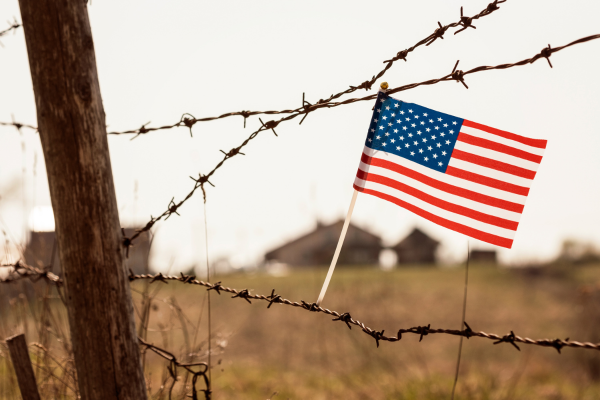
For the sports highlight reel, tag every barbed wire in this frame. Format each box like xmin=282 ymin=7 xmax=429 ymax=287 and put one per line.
xmin=0 ymin=1 xmax=507 ymax=135
xmin=121 ymin=32 xmax=600 ymax=245
xmin=1 ymin=264 xmax=596 ymax=354
xmin=0 ymin=261 xmax=61 ymax=285
xmin=138 ymin=337 xmax=210 ymax=400
xmin=0 ymin=19 xmax=20 ymax=45
xmin=126 ymin=272 xmax=600 ymax=353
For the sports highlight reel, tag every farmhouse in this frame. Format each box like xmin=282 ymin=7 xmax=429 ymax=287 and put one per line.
xmin=265 ymin=220 xmax=383 ymax=267
xmin=24 ymin=228 xmax=151 ymax=275
xmin=392 ymin=227 xmax=439 ymax=265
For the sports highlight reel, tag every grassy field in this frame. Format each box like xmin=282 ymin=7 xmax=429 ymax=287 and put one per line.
xmin=2 ymin=263 xmax=600 ymax=399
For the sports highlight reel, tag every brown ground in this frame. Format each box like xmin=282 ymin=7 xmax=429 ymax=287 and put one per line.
xmin=1 ymin=263 xmax=600 ymax=399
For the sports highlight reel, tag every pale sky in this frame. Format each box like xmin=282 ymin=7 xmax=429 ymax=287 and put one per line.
xmin=1 ymin=0 xmax=599 ymax=272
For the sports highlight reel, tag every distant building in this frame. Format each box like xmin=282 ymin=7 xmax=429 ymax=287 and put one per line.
xmin=469 ymin=249 xmax=497 ymax=264
xmin=265 ymin=220 xmax=382 ymax=267
xmin=24 ymin=228 xmax=151 ymax=275
xmin=392 ymin=228 xmax=439 ymax=265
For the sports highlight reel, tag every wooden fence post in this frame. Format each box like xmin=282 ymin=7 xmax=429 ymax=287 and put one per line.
xmin=17 ymin=1 xmax=147 ymax=399
xmin=6 ymin=334 xmax=41 ymax=400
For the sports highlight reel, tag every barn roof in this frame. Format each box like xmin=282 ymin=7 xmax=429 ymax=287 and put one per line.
xmin=392 ymin=227 xmax=439 ymax=250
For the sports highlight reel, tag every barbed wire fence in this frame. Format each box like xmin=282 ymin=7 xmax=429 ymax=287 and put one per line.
xmin=2 ymin=1 xmax=600 ymax=398
xmin=0 ymin=263 xmax=598 ymax=354
xmin=0 ymin=18 xmax=20 ymax=46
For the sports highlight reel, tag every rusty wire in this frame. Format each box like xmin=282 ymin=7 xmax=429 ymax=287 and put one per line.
xmin=0 ymin=19 xmax=20 ymax=43
xmin=1 ymin=264 xmax=596 ymax=353
xmin=138 ymin=337 xmax=210 ymax=400
xmin=0 ymin=261 xmax=61 ymax=285
xmin=0 ymin=1 xmax=506 ymax=135
xmin=120 ymin=32 xmax=600 ymax=245
xmin=123 ymin=272 xmax=598 ymax=353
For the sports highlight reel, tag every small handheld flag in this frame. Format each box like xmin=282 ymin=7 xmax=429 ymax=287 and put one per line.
xmin=355 ymin=91 xmax=547 ymax=249
xmin=316 ymin=85 xmax=547 ymax=305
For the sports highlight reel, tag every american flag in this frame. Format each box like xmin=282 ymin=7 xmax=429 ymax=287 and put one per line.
xmin=354 ymin=91 xmax=547 ymax=249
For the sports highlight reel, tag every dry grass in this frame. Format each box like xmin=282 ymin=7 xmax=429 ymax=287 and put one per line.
xmin=1 ymin=263 xmax=600 ymax=399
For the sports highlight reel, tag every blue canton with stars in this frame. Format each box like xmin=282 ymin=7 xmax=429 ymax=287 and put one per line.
xmin=366 ymin=91 xmax=464 ymax=173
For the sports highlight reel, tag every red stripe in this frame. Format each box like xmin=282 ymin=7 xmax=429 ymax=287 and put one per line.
xmin=354 ymin=184 xmax=513 ymax=248
xmin=457 ymin=132 xmax=543 ymax=163
xmin=363 ymin=154 xmax=524 ymax=213
xmin=463 ymin=120 xmax=547 ymax=149
xmin=445 ymin=166 xmax=530 ymax=196
xmin=451 ymin=149 xmax=536 ymax=179
xmin=356 ymin=169 xmax=518 ymax=230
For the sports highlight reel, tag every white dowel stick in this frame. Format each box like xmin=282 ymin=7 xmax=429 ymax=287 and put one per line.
xmin=316 ymin=189 xmax=359 ymax=306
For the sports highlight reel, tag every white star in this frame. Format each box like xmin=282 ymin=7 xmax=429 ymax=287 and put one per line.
xmin=411 ymin=123 xmax=416 ymax=128
xmin=409 ymin=109 xmax=413 ymax=113
xmin=379 ymin=98 xmax=384 ymax=102
xmin=382 ymin=116 xmax=387 ymax=120
xmin=403 ymin=126 xmax=408 ymax=131
xmin=443 ymin=123 xmax=448 ymax=128
xmin=386 ymin=106 xmax=390 ymax=111
xmin=429 ymin=119 xmax=433 ymax=123
xmin=405 ymin=117 xmax=410 ymax=121
xmin=396 ymin=146 xmax=401 ymax=150
xmin=437 ymin=117 xmax=442 ymax=121
xmin=419 ymin=149 xmax=424 ymax=153
xmin=420 ymin=121 xmax=425 ymax=125
xmin=438 ymin=162 xmax=443 ymax=166
xmin=428 ymin=146 xmax=432 ymax=151
xmin=385 ymin=132 xmax=390 ymax=136
xmin=436 ymin=143 xmax=441 ymax=148
xmin=440 ymin=132 xmax=445 ymax=137
xmin=393 ymin=129 xmax=398 ymax=133
xmin=376 ymin=135 xmax=381 ymax=139
xmin=405 ymin=143 xmax=410 ymax=148
xmin=400 ymin=111 xmax=405 ymax=115
xmin=379 ymin=126 xmax=384 ymax=130
xmin=388 ymin=122 xmax=393 ymax=127
xmin=391 ymin=139 xmax=395 ymax=143
xmin=368 ymin=138 xmax=372 ymax=142
xmin=422 ymin=138 xmax=427 ymax=143
xmin=424 ymin=157 xmax=429 ymax=161
xmin=434 ymin=126 xmax=439 ymax=130
xmin=391 ymin=113 xmax=395 ymax=117
xmin=417 ymin=130 xmax=422 ymax=135
xmin=449 ymin=130 xmax=454 ymax=134
xmin=376 ymin=109 xmax=381 ymax=113
xmin=452 ymin=121 xmax=457 ymax=125
xmin=433 ymin=154 xmax=438 ymax=159
xmin=371 ymin=128 xmax=375 ymax=132
xmin=415 ymin=115 xmax=419 ymax=119
xmin=431 ymin=135 xmax=436 ymax=140
xmin=374 ymin=118 xmax=378 ymax=123
xmin=408 ymin=133 xmax=413 ymax=137
xmin=413 ymin=141 xmax=418 ymax=145
xmin=410 ymin=151 xmax=415 ymax=156
xmin=446 ymin=140 xmax=450 ymax=145
xmin=382 ymin=142 xmax=387 ymax=146
xmin=400 ymin=136 xmax=404 ymax=140
xmin=396 ymin=120 xmax=402 ymax=124
xmin=394 ymin=103 xmax=399 ymax=108
xmin=426 ymin=128 xmax=431 ymax=132
xmin=442 ymin=151 xmax=447 ymax=155
xmin=423 ymin=113 xmax=428 ymax=117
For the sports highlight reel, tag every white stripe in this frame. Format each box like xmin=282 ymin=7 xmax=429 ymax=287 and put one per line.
xmin=362 ymin=146 xmax=528 ymax=203
xmin=460 ymin=125 xmax=545 ymax=156
xmin=448 ymin=158 xmax=533 ymax=188
xmin=354 ymin=177 xmax=516 ymax=239
xmin=454 ymin=141 xmax=540 ymax=172
xmin=359 ymin=161 xmax=522 ymax=221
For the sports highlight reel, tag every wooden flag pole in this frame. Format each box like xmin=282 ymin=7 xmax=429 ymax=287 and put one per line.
xmin=316 ymin=189 xmax=359 ymax=305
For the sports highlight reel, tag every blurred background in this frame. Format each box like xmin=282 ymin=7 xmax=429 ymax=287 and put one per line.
xmin=1 ymin=0 xmax=600 ymax=398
